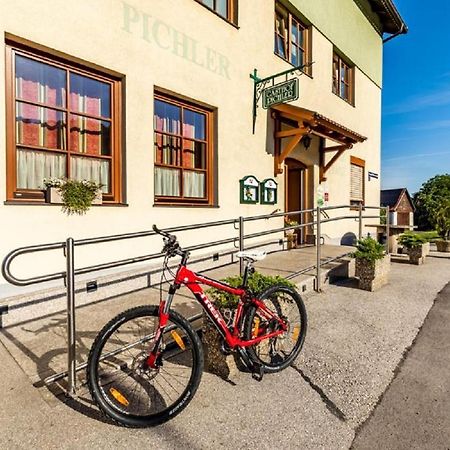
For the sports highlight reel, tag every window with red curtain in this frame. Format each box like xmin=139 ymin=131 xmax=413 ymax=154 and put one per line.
xmin=154 ymin=93 xmax=214 ymax=205
xmin=6 ymin=41 xmax=122 ymax=203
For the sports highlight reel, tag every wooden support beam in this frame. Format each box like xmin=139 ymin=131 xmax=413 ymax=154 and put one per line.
xmin=275 ymin=128 xmax=305 ymax=138
xmin=319 ymin=147 xmax=325 ymax=182
xmin=274 ymin=132 xmax=305 ymax=175
xmin=279 ymin=133 xmax=303 ymax=161
xmin=322 ymin=144 xmax=350 ymax=153
xmin=324 ymin=149 xmax=346 ymax=172
xmin=307 ymin=129 xmax=348 ymax=144
xmin=319 ymin=144 xmax=352 ymax=182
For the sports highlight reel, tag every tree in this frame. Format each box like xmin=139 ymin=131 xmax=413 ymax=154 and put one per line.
xmin=435 ymin=200 xmax=450 ymax=240
xmin=413 ymin=174 xmax=450 ymax=230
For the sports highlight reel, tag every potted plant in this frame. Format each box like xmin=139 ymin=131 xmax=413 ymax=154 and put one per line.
xmin=44 ymin=177 xmax=65 ymax=204
xmin=284 ymin=218 xmax=299 ymax=250
xmin=397 ymin=233 xmax=428 ymax=265
xmin=44 ymin=178 xmax=103 ymax=215
xmin=204 ymin=272 xmax=296 ymax=379
xmin=353 ymin=237 xmax=390 ymax=291
xmin=435 ymin=202 xmax=450 ymax=252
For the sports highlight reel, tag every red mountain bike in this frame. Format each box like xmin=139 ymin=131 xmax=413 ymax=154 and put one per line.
xmin=87 ymin=225 xmax=307 ymax=427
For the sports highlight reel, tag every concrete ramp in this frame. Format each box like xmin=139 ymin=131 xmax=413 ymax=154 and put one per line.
xmin=0 ymin=245 xmax=354 ymax=395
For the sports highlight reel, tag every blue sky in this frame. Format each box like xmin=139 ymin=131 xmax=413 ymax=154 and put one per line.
xmin=382 ymin=0 xmax=450 ymax=194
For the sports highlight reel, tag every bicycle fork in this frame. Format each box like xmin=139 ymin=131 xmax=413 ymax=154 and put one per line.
xmin=146 ymin=285 xmax=177 ymax=369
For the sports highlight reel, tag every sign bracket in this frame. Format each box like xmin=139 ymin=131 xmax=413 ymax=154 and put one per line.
xmin=250 ymin=62 xmax=314 ymax=134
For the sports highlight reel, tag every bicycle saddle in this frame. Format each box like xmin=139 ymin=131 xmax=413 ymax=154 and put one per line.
xmin=236 ymin=250 xmax=267 ymax=261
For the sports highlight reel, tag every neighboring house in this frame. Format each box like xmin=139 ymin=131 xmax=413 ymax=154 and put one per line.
xmin=381 ymin=188 xmax=415 ymax=228
xmin=0 ymin=0 xmax=407 ymax=293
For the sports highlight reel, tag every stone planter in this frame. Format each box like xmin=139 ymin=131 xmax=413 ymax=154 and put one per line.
xmin=202 ymin=309 xmax=240 ymax=380
xmin=355 ymin=254 xmax=390 ymax=292
xmin=407 ymin=244 xmax=428 ymax=265
xmin=436 ymin=240 xmax=450 ymax=252
xmin=45 ymin=187 xmax=102 ymax=205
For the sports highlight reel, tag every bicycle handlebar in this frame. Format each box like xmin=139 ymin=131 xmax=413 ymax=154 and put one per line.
xmin=153 ymin=224 xmax=188 ymax=260
xmin=152 ymin=224 xmax=173 ymax=239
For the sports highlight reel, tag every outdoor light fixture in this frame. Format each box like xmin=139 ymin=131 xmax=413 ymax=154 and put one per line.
xmin=301 ymin=134 xmax=312 ymax=150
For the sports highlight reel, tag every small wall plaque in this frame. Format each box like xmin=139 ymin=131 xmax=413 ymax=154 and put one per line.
xmin=260 ymin=178 xmax=278 ymax=205
xmin=240 ymin=175 xmax=260 ymax=204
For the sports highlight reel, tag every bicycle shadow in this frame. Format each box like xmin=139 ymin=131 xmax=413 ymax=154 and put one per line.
xmin=0 ymin=307 xmax=232 ymax=434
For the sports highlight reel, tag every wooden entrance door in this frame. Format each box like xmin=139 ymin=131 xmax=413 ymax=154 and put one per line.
xmin=285 ymin=158 xmax=307 ymax=244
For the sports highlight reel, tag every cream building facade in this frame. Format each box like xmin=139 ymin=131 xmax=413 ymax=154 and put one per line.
xmin=0 ymin=0 xmax=406 ymax=293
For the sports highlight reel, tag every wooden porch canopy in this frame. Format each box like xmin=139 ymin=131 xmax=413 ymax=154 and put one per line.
xmin=272 ymin=103 xmax=367 ymax=180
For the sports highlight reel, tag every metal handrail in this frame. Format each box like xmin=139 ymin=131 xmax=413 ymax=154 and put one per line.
xmin=1 ymin=204 xmax=389 ymax=396
xmin=75 ymin=217 xmax=238 ymax=246
xmin=244 ymin=208 xmax=315 ymax=222
xmin=2 ymin=242 xmax=66 ymax=286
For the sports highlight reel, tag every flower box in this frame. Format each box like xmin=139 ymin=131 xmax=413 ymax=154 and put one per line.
xmin=407 ymin=243 xmax=428 ymax=265
xmin=46 ymin=187 xmax=102 ymax=205
xmin=46 ymin=187 xmax=63 ymax=204
xmin=91 ymin=190 xmax=103 ymax=205
xmin=355 ymin=254 xmax=390 ymax=292
xmin=436 ymin=240 xmax=450 ymax=252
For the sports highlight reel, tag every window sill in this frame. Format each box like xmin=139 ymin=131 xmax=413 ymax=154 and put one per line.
xmin=153 ymin=202 xmax=219 ymax=208
xmin=4 ymin=200 xmax=129 ymax=207
xmin=273 ymin=52 xmax=313 ymax=79
xmin=332 ymin=91 xmax=355 ymax=107
xmin=194 ymin=1 xmax=239 ymax=29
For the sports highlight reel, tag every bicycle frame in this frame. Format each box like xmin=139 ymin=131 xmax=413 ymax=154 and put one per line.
xmin=146 ymin=262 xmax=287 ymax=368
xmin=179 ymin=265 xmax=287 ymax=346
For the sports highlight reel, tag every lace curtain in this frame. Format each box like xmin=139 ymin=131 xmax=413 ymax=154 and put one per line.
xmin=155 ymin=167 xmax=205 ymax=198
xmin=17 ymin=149 xmax=110 ymax=192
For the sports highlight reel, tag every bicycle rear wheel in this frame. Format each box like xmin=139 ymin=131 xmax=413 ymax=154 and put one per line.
xmin=87 ymin=305 xmax=203 ymax=427
xmin=243 ymin=285 xmax=307 ymax=373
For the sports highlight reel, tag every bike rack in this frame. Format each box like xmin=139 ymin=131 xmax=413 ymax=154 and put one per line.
xmin=1 ymin=205 xmax=389 ymax=396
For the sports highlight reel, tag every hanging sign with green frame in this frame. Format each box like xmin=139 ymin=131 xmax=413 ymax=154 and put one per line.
xmin=250 ymin=61 xmax=313 ymax=133
xmin=260 ymin=178 xmax=278 ymax=205
xmin=262 ymin=79 xmax=299 ymax=109
xmin=240 ymin=175 xmax=260 ymax=204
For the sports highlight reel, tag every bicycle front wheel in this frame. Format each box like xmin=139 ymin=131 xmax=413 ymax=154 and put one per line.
xmin=243 ymin=285 xmax=307 ymax=373
xmin=87 ymin=305 xmax=203 ymax=427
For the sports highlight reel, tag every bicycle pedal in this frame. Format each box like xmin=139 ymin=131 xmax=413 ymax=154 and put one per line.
xmin=251 ymin=365 xmax=264 ymax=382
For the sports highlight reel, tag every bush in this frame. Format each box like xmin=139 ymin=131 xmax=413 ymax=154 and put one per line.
xmin=353 ymin=237 xmax=385 ymax=263
xmin=412 ymin=231 xmax=439 ymax=242
xmin=435 ymin=201 xmax=450 ymax=240
xmin=207 ymin=271 xmax=296 ymax=309
xmin=413 ymin=174 xmax=450 ymax=230
xmin=398 ymin=232 xmax=427 ymax=249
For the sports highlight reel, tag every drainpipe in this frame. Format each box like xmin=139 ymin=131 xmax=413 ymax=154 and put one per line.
xmin=383 ymin=23 xmax=407 ymax=44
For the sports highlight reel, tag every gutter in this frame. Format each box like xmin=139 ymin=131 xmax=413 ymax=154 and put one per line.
xmin=383 ymin=22 xmax=408 ymax=44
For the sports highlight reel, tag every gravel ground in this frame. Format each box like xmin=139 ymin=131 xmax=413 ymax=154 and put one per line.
xmin=1 ymin=255 xmax=449 ymax=449
xmin=297 ymin=255 xmax=450 ymax=428
xmin=352 ymin=282 xmax=450 ymax=449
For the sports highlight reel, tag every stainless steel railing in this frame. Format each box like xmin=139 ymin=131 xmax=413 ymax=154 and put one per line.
xmin=1 ymin=204 xmax=389 ymax=395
